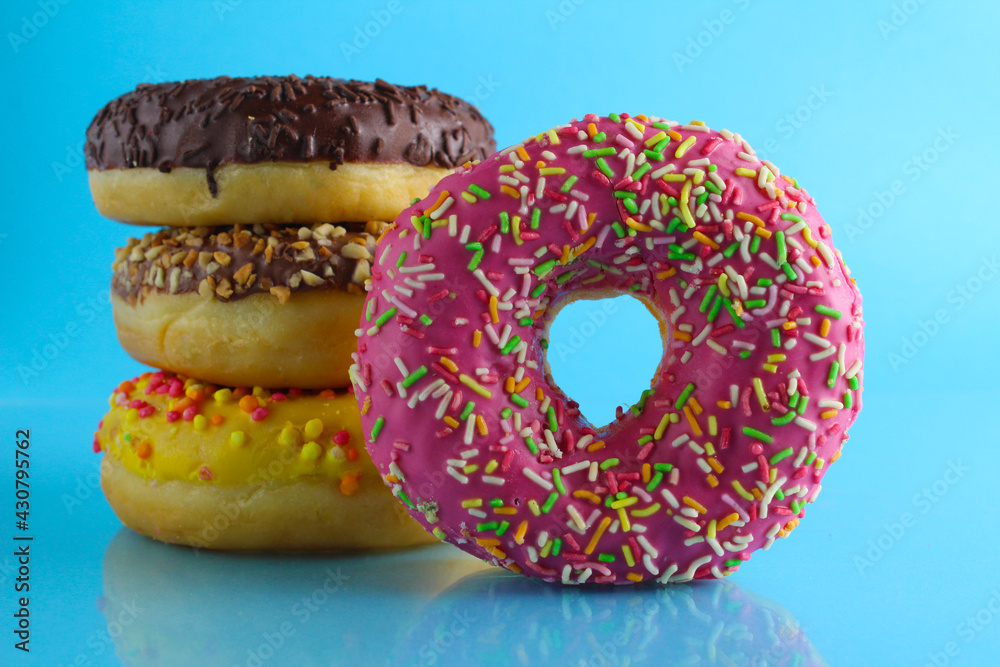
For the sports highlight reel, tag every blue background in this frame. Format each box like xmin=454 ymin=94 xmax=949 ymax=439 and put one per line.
xmin=1 ymin=0 xmax=998 ymax=664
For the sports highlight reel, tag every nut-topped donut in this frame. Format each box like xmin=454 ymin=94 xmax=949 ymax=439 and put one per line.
xmin=352 ymin=114 xmax=864 ymax=584
xmin=85 ymin=75 xmax=496 ymax=226
xmin=112 ymin=221 xmax=382 ymax=389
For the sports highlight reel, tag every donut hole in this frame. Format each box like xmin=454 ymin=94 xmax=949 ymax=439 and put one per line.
xmin=544 ymin=294 xmax=666 ymax=428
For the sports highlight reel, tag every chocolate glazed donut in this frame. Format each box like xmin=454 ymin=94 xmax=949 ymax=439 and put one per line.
xmin=86 ymin=76 xmax=497 ymax=226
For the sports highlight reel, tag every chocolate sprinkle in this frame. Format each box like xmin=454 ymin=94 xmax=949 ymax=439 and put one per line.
xmin=86 ymin=75 xmax=496 ymax=172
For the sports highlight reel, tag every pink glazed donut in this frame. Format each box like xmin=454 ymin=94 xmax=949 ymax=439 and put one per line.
xmin=352 ymin=114 xmax=864 ymax=584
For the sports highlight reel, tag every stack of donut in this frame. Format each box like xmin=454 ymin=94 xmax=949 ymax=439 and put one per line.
xmin=86 ymin=75 xmax=496 ymax=549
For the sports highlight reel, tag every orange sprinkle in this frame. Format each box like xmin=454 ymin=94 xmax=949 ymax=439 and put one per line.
xmin=585 ymin=516 xmax=612 ymax=555
xmin=505 ymin=377 xmax=516 ymax=393
xmin=587 ymin=122 xmax=598 ymax=137
xmin=736 ymin=212 xmax=765 ymax=227
xmin=683 ymin=496 xmax=707 ymax=514
xmin=754 ymin=227 xmax=772 ymax=239
xmin=535 ymin=387 xmax=545 ymax=401
xmin=493 ymin=507 xmax=517 ymax=515
xmin=489 ymin=296 xmax=499 ymax=323
xmin=516 ymin=146 xmax=530 ymax=162
xmin=476 ymin=414 xmax=488 ymax=436
xmin=683 ymin=405 xmax=702 ymax=436
xmin=810 ymin=255 xmax=822 ymax=267
xmin=361 ymin=396 xmax=371 ymax=415
xmin=443 ymin=416 xmax=459 ymax=429
xmin=210 ymin=414 xmax=225 ymax=426
xmin=656 ymin=265 xmax=677 ymax=279
xmin=782 ymin=321 xmax=797 ymax=331
xmin=473 ymin=330 xmax=482 ymax=348
xmin=587 ymin=440 xmax=606 ymax=452
xmin=820 ymin=409 xmax=838 ymax=419
xmin=440 ymin=356 xmax=459 ymax=373
xmin=626 ymin=573 xmax=644 ymax=583
xmin=319 ymin=389 xmax=336 ymax=399
xmin=339 ymin=472 xmax=361 ymax=496
xmin=500 ymin=184 xmax=520 ymax=198
xmin=232 ymin=387 xmax=249 ymax=399
xmin=831 ymin=449 xmax=842 ymax=463
xmin=346 ymin=448 xmax=359 ymax=461
xmin=136 ymin=441 xmax=152 ymax=459
xmin=514 ymin=520 xmax=528 ymax=544
xmin=752 ymin=488 xmax=763 ymax=501
xmin=708 ymin=457 xmax=724 ymax=474
xmin=560 ymin=245 xmax=571 ymax=264
xmin=573 ymin=236 xmax=597 ymax=258
xmin=507 ymin=563 xmax=522 ymax=574
xmin=476 ymin=537 xmax=500 ymax=547
xmin=717 ymin=400 xmax=732 ymax=409
xmin=485 ymin=546 xmax=507 ymax=559
xmin=667 ymin=130 xmax=682 ymax=141
xmin=117 ymin=380 xmax=135 ymax=394
xmin=642 ymin=463 xmax=651 ymax=484
xmin=514 ymin=377 xmax=531 ymax=393
xmin=673 ymin=330 xmax=692 ymax=342
xmin=573 ymin=489 xmax=602 ymax=504
xmin=693 ymin=230 xmax=719 ymax=249
xmin=689 ymin=397 xmax=703 ymax=415
xmin=425 ymin=189 xmax=450 ymax=215
xmin=820 ymin=318 xmax=831 ymax=337
xmin=707 ymin=474 xmax=719 ymax=488
xmin=625 ymin=217 xmax=653 ymax=232
xmin=718 ymin=513 xmax=740 ymax=530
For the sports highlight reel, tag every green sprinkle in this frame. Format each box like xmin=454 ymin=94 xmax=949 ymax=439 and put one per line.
xmin=781 ymin=213 xmax=803 ymax=222
xmin=815 ymin=304 xmax=843 ymax=319
xmin=749 ymin=235 xmax=761 ymax=253
xmin=699 ymin=285 xmax=718 ymax=313
xmin=651 ymin=121 xmax=670 ymax=129
xmin=797 ymin=395 xmax=810 ymax=415
xmin=459 ymin=401 xmax=475 ymax=421
xmin=547 ymin=406 xmax=559 ymax=432
xmin=848 ymin=375 xmax=860 ymax=390
xmin=599 ymin=458 xmax=620 ymax=470
xmin=531 ymin=283 xmax=547 ymax=298
xmin=757 ymin=278 xmax=773 ymax=287
xmin=708 ymin=164 xmax=717 ymax=172
xmin=553 ymin=468 xmax=566 ymax=494
xmin=696 ymin=191 xmax=709 ymax=205
xmin=646 ymin=471 xmax=664 ymax=491
xmin=398 ymin=489 xmax=414 ymax=508
xmin=560 ymin=175 xmax=578 ymax=193
xmin=776 ymin=231 xmax=787 ymax=265
xmin=592 ymin=132 xmax=606 ymax=142
xmin=745 ymin=299 xmax=767 ymax=309
xmin=511 ymin=394 xmax=529 ymax=408
xmin=524 ymin=436 xmax=539 ymax=455
xmin=675 ymin=382 xmax=696 ymax=408
xmin=827 ymin=362 xmax=840 ymax=388
xmin=552 ymin=537 xmax=562 ymax=555
xmin=768 ymin=447 xmax=793 ymax=465
xmin=584 ymin=147 xmax=616 ymax=157
xmin=632 ymin=163 xmax=651 ymax=180
xmin=772 ymin=411 xmax=797 ymax=426
xmin=500 ymin=407 xmax=512 ymax=419
xmin=519 ymin=317 xmax=533 ymax=326
xmin=501 ymin=336 xmax=522 ymax=355
xmin=409 ymin=197 xmax=421 ymax=205
xmin=402 ymin=366 xmax=428 ymax=388
xmin=477 ymin=521 xmax=499 ymax=532
xmin=705 ymin=181 xmax=722 ymax=196
xmin=742 ymin=426 xmax=773 ymax=444
xmin=611 ymin=221 xmax=626 ymax=238
xmin=496 ymin=520 xmax=510 ymax=536
xmin=598 ymin=553 xmax=616 ymax=563
xmin=654 ymin=137 xmax=670 ymax=152
xmin=595 ymin=157 xmax=614 ymax=178
xmin=530 ymin=207 xmax=541 ymax=229
xmin=499 ymin=211 xmax=511 ymax=233
xmin=555 ymin=270 xmax=578 ymax=284
xmin=788 ymin=392 xmax=799 ymax=410
xmin=370 ymin=416 xmax=385 ymax=442
xmin=623 ymin=198 xmax=639 ymax=214
xmin=420 ymin=215 xmax=432 ymax=239
xmin=490 ymin=498 xmax=503 ymax=507
xmin=541 ymin=492 xmax=559 ymax=513
xmin=466 ymin=242 xmax=484 ymax=270
xmin=780 ymin=262 xmax=798 ymax=281
xmin=805 ymin=451 xmax=817 ymax=465
xmin=643 ymin=149 xmax=663 ymax=161
xmin=723 ymin=242 xmax=739 ymax=258
xmin=420 ymin=314 xmax=433 ymax=326
xmin=396 ymin=251 xmax=407 ymax=268
xmin=468 ymin=184 xmax=491 ymax=199
xmin=613 ymin=190 xmax=637 ymax=199
xmin=844 ymin=391 xmax=853 ymax=409
xmin=739 ymin=350 xmax=752 ymax=359
xmin=724 ymin=298 xmax=746 ymax=328
xmin=653 ymin=463 xmax=674 ymax=472
xmin=725 ymin=559 xmax=742 ymax=567
xmin=534 ymin=260 xmax=557 ymax=278
xmin=374 ymin=306 xmax=398 ymax=328
xmin=707 ymin=295 xmax=723 ymax=322
xmin=772 ymin=328 xmax=781 ymax=347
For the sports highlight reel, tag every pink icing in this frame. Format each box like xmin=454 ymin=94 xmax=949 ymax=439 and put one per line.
xmin=352 ymin=115 xmax=864 ymax=584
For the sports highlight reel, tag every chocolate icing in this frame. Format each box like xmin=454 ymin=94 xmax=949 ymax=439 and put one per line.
xmin=86 ymin=75 xmax=496 ymax=176
xmin=112 ymin=222 xmax=381 ymax=304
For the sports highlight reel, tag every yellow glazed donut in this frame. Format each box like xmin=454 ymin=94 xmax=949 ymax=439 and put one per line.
xmin=85 ymin=75 xmax=496 ymax=226
xmin=94 ymin=371 xmax=435 ymax=550
xmin=111 ymin=221 xmax=380 ymax=389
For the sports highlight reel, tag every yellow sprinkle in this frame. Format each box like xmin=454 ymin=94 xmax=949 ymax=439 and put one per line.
xmin=820 ymin=318 xmax=831 ymax=337
xmin=821 ymin=409 xmax=839 ymax=419
xmin=514 ymin=520 xmax=528 ymax=544
xmin=661 ymin=173 xmax=687 ymax=182
xmin=683 ymin=405 xmax=702 ymax=436
xmin=690 ymin=120 xmax=705 ymax=126
xmin=707 ymin=415 xmax=718 ymax=436
xmin=304 ymin=418 xmax=324 ymax=440
xmin=802 ymin=226 xmax=819 ymax=248
xmin=585 ymin=517 xmax=612 ymax=554
xmin=301 ymin=442 xmax=321 ymax=461
xmin=512 ymin=215 xmax=522 ymax=246
xmin=494 ymin=507 xmax=516 ymax=515
xmin=704 ymin=442 xmax=716 ymax=456
xmin=683 ymin=496 xmax=708 ymax=514
xmin=717 ymin=400 xmax=732 ymax=409
xmin=473 ymin=330 xmax=482 ymax=348
xmin=732 ymin=480 xmax=755 ymax=501
xmin=476 ymin=414 xmax=488 ymax=436
xmin=762 ymin=363 xmax=778 ymax=373
xmin=229 ymin=430 xmax=246 ymax=447
xmin=645 ymin=131 xmax=666 ymax=147
xmin=623 ymin=544 xmax=636 ymax=567
xmin=485 ymin=460 xmax=498 ymax=474
xmin=443 ymin=416 xmax=459 ymax=429
xmin=631 ymin=503 xmax=661 ymax=517
xmin=499 ymin=164 xmax=515 ymax=173
xmin=460 ymin=191 xmax=476 ymax=203
xmin=461 ymin=499 xmax=483 ymax=508
xmin=626 ymin=118 xmax=646 ymax=134
xmin=192 ymin=415 xmax=207 ymax=431
xmin=546 ymin=129 xmax=560 ymax=144
xmin=735 ymin=167 xmax=757 ymax=178
xmin=707 ymin=519 xmax=717 ymax=540
xmin=675 ymin=135 xmax=696 ymax=158
xmin=610 ymin=496 xmax=639 ymax=510
xmin=573 ymin=489 xmax=603 ymax=504
xmin=689 ymin=397 xmax=703 ymax=415
xmin=528 ymin=499 xmax=541 ymax=516
xmin=440 ymin=356 xmax=459 ymax=373
xmin=753 ymin=377 xmax=770 ymax=410
xmin=767 ymin=354 xmax=787 ymax=363
xmin=618 ymin=508 xmax=632 ymax=532
xmin=462 ymin=464 xmax=478 ymax=474
xmin=538 ymin=167 xmax=566 ymax=175
xmin=782 ymin=321 xmax=797 ymax=331
xmin=361 ymin=396 xmax=370 ymax=415
xmin=489 ymin=296 xmax=499 ymax=323
xmin=693 ymin=230 xmax=719 ymax=249
xmin=213 ymin=388 xmax=232 ymax=404
xmin=278 ymin=426 xmax=301 ymax=447
xmin=679 ymin=180 xmax=695 ymax=228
